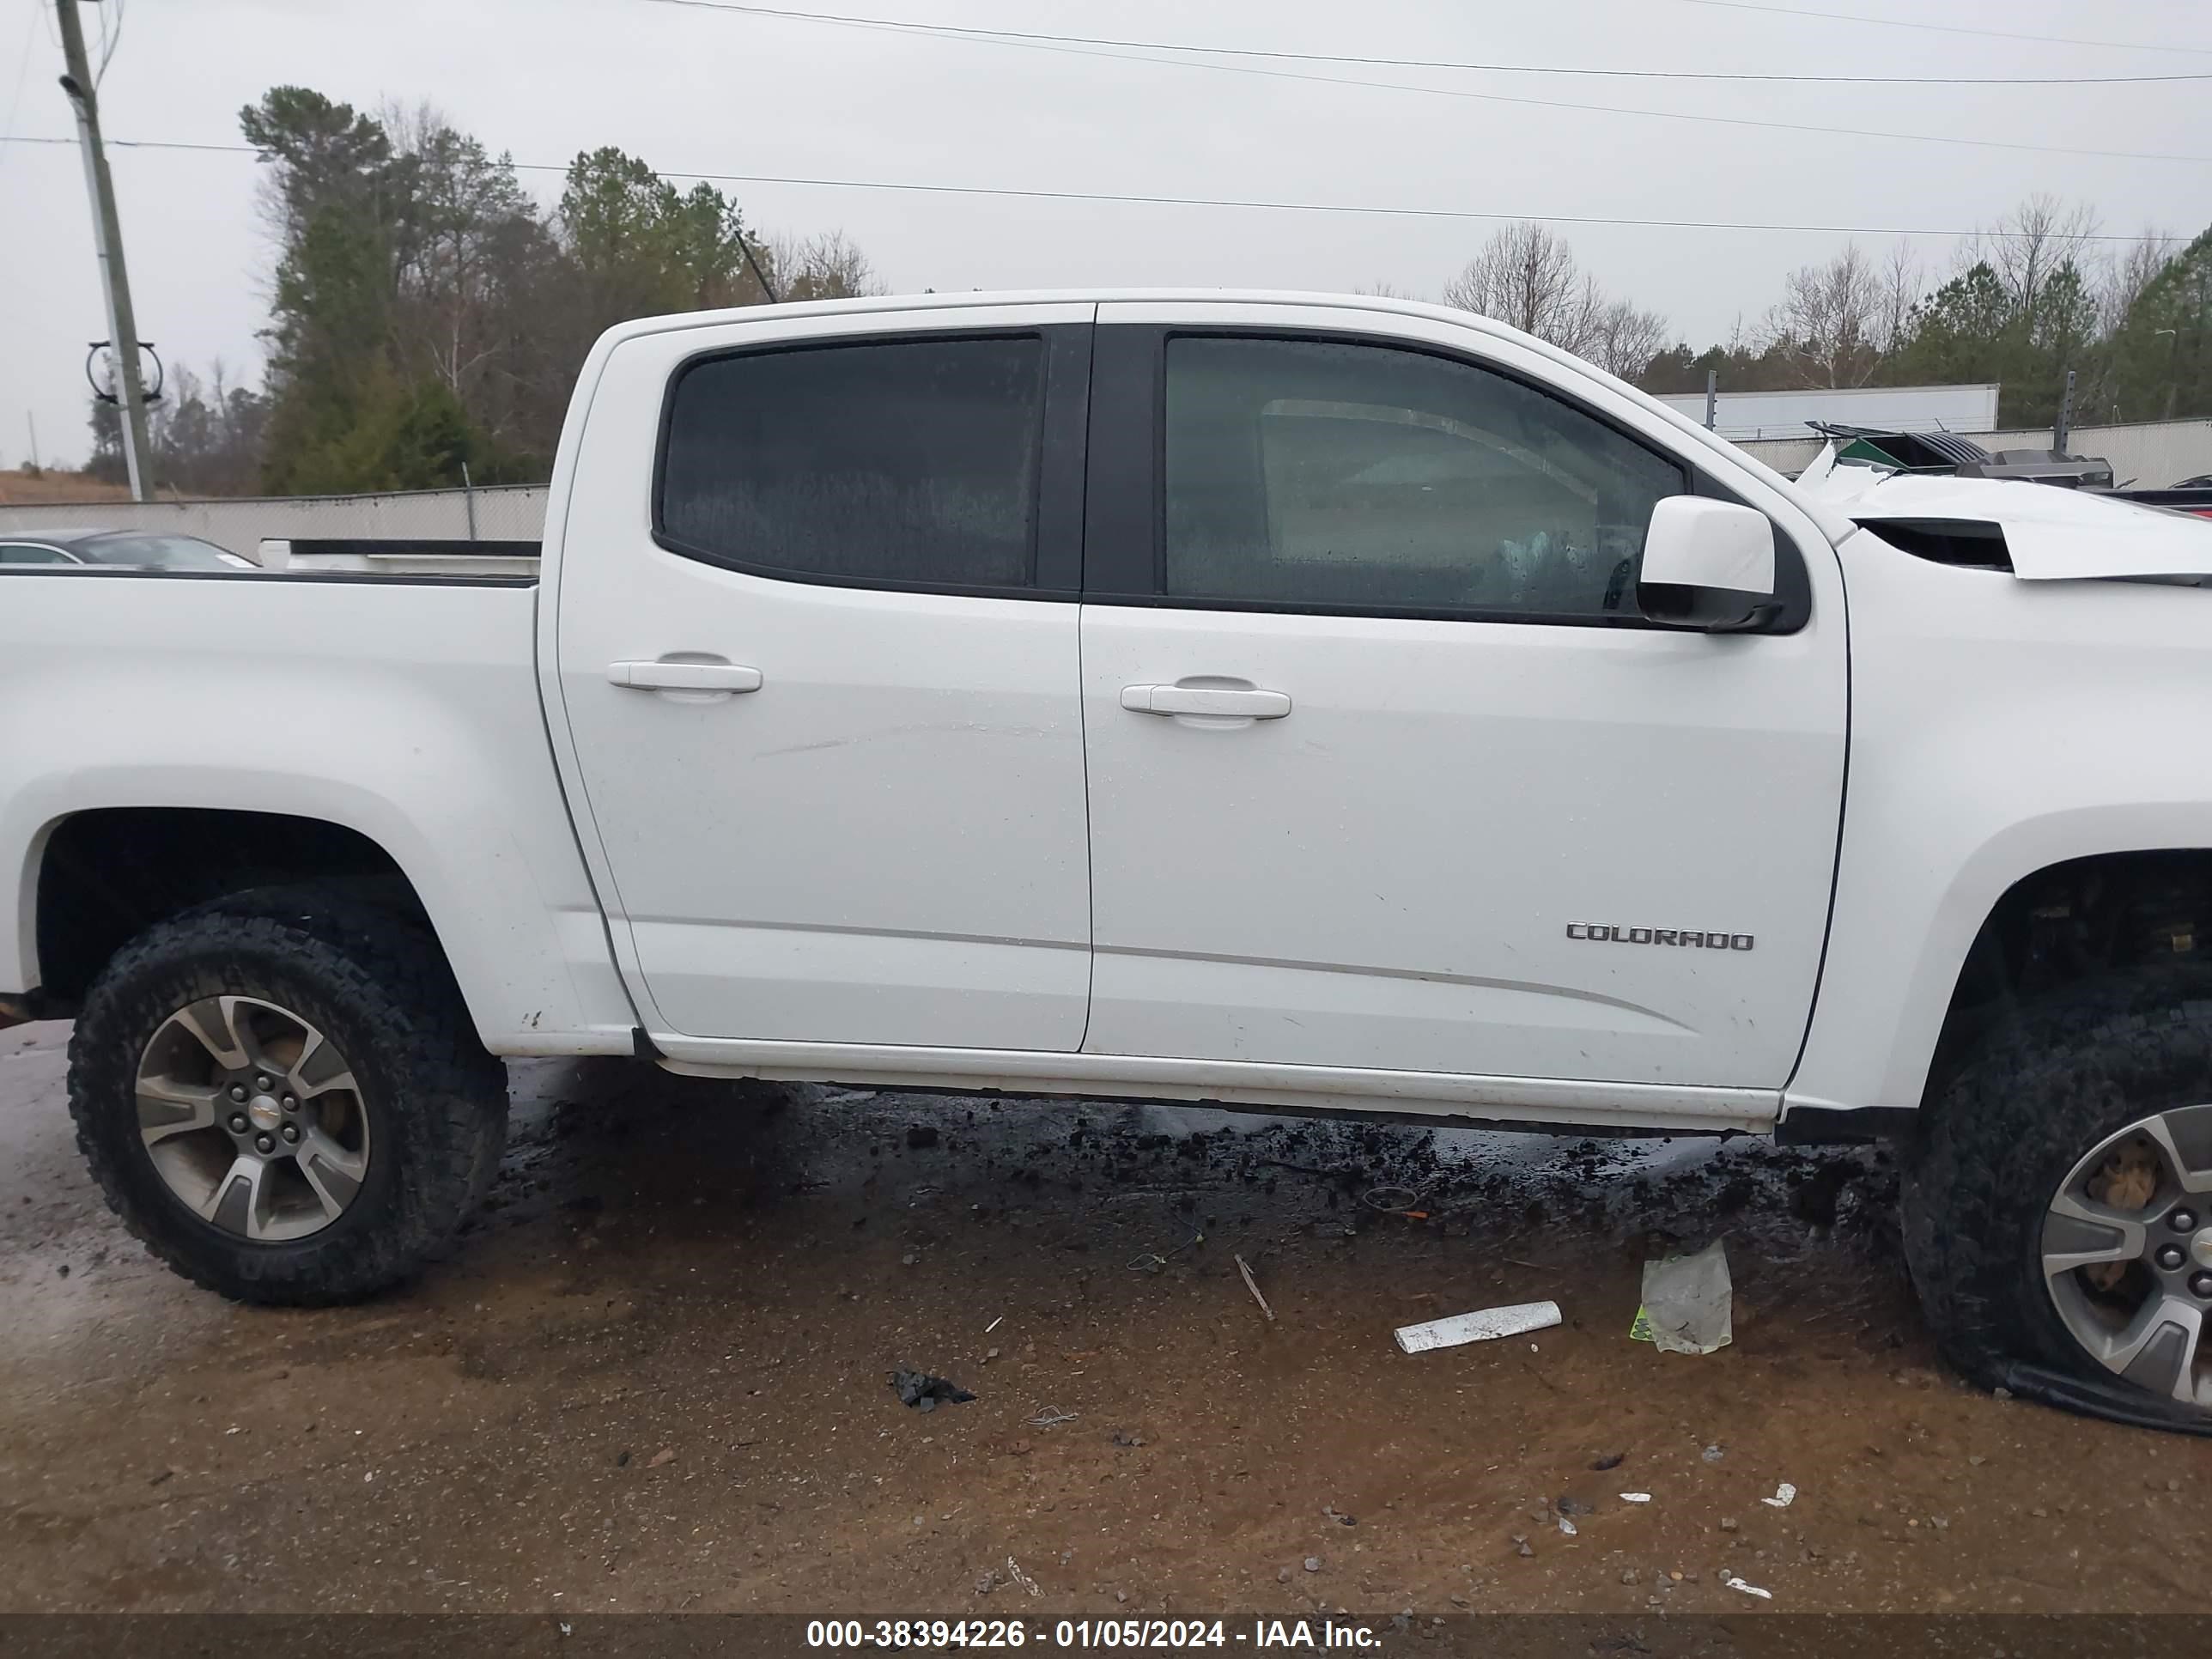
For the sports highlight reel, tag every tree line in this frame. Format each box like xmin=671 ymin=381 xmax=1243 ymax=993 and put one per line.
xmin=1460 ymin=197 xmax=2209 ymax=433
xmin=85 ymin=90 xmax=2212 ymax=493
xmin=92 ymin=85 xmax=879 ymax=494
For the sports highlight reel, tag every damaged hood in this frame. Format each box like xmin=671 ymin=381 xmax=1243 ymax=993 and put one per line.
xmin=1795 ymin=447 xmax=2212 ymax=581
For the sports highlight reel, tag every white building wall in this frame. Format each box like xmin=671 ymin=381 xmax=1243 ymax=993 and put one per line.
xmin=1656 ymin=382 xmax=2001 ymax=441
xmin=1735 ymin=419 xmax=2212 ymax=485
xmin=0 ymin=484 xmax=546 ymax=560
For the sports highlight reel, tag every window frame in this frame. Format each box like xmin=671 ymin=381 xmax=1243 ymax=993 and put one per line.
xmin=649 ymin=323 xmax=1092 ymax=601
xmin=1083 ymin=324 xmax=1809 ymax=633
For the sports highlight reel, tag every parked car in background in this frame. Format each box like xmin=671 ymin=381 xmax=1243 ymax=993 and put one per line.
xmin=0 ymin=528 xmax=255 ymax=570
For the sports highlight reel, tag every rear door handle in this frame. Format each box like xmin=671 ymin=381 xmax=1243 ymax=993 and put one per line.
xmin=608 ymin=660 xmax=763 ymax=693
xmin=1120 ymin=684 xmax=1291 ymax=720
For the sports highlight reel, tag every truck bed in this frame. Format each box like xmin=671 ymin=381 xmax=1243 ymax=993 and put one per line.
xmin=0 ymin=565 xmax=629 ymax=1051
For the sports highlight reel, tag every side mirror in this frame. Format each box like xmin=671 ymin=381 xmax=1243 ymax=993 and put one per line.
xmin=1637 ymin=496 xmax=1779 ymax=632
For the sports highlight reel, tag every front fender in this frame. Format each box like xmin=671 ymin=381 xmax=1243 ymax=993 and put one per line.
xmin=1788 ymin=532 xmax=2212 ymax=1117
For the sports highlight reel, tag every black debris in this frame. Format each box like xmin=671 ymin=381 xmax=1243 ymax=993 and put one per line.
xmin=890 ymin=1369 xmax=975 ymax=1412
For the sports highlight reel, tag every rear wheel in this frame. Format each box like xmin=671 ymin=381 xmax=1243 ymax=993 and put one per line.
xmin=1904 ymin=968 xmax=2212 ymax=1431
xmin=67 ymin=889 xmax=507 ymax=1304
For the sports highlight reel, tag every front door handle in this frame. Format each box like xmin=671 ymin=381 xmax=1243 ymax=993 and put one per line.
xmin=608 ymin=659 xmax=764 ymax=693
xmin=1120 ymin=684 xmax=1291 ymax=720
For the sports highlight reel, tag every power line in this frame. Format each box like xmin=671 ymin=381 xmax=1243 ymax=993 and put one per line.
xmin=3 ymin=132 xmax=2193 ymax=246
xmin=1665 ymin=0 xmax=2212 ymax=58
xmin=628 ymin=0 xmax=2212 ymax=161
xmin=639 ymin=0 xmax=2212 ymax=83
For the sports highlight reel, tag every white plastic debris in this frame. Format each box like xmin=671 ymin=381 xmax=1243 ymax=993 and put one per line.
xmin=1723 ymin=1576 xmax=1772 ymax=1601
xmin=1634 ymin=1241 xmax=1734 ymax=1355
xmin=1762 ymin=1482 xmax=1797 ymax=1509
xmin=1558 ymin=1516 xmax=1577 ymax=1537
xmin=1619 ymin=1492 xmax=1652 ymax=1504
xmin=1394 ymin=1300 xmax=1562 ymax=1353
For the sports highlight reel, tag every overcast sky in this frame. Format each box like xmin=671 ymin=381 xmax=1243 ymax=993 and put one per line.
xmin=3 ymin=0 xmax=2209 ymax=469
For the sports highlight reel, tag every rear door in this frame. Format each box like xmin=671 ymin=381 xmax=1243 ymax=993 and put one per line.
xmin=552 ymin=304 xmax=1096 ymax=1049
xmin=1077 ymin=302 xmax=1848 ymax=1090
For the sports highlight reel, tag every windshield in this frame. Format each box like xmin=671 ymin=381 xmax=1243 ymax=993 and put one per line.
xmin=72 ymin=534 xmax=254 ymax=570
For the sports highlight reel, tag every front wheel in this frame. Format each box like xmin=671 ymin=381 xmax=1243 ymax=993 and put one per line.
xmin=67 ymin=889 xmax=507 ymax=1304
xmin=1903 ymin=968 xmax=2212 ymax=1431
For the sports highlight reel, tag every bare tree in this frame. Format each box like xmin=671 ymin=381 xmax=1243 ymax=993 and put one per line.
xmin=1443 ymin=222 xmax=1603 ymax=356
xmin=1765 ymin=242 xmax=1888 ymax=387
xmin=1586 ymin=296 xmax=1670 ymax=380
xmin=2106 ymin=228 xmax=2176 ymax=331
xmin=1875 ymin=240 xmax=1923 ymax=356
xmin=771 ymin=230 xmax=884 ymax=301
xmin=1966 ymin=194 xmax=2102 ymax=332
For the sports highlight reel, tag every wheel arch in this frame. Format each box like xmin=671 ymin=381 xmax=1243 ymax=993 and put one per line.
xmin=8 ymin=788 xmax=632 ymax=1054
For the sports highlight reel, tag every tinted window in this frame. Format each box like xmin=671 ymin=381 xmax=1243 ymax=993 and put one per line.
xmin=1164 ymin=337 xmax=1686 ymax=617
xmin=0 ymin=544 xmax=73 ymax=565
xmin=659 ymin=335 xmax=1047 ymax=589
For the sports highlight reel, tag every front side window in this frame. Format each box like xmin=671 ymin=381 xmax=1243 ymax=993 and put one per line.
xmin=658 ymin=334 xmax=1047 ymax=590
xmin=0 ymin=544 xmax=73 ymax=565
xmin=1164 ymin=336 xmax=1686 ymax=617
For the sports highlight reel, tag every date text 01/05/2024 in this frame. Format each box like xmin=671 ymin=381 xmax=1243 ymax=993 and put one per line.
xmin=804 ymin=1620 xmax=1387 ymax=1649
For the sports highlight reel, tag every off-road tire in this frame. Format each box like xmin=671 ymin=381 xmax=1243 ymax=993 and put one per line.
xmin=67 ymin=887 xmax=507 ymax=1305
xmin=1903 ymin=965 xmax=2212 ymax=1433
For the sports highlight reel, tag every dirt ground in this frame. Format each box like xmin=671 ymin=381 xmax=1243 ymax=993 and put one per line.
xmin=3 ymin=1017 xmax=2208 ymax=1620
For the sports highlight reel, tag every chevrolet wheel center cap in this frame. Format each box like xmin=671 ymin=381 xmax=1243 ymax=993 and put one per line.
xmin=248 ymin=1094 xmax=283 ymax=1132
xmin=2192 ymin=1228 xmax=2212 ymax=1272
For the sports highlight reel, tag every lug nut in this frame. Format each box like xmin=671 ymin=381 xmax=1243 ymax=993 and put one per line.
xmin=281 ymin=1122 xmax=300 ymax=1144
xmin=2155 ymin=1244 xmax=2187 ymax=1271
xmin=255 ymin=1074 xmax=273 ymax=1091
xmin=229 ymin=1085 xmax=248 ymax=1103
xmin=282 ymin=1094 xmax=298 ymax=1112
xmin=228 ymin=1114 xmax=248 ymax=1133
xmin=2169 ymin=1209 xmax=2198 ymax=1233
xmin=2192 ymin=1273 xmax=2212 ymax=1300
xmin=254 ymin=1133 xmax=275 ymax=1154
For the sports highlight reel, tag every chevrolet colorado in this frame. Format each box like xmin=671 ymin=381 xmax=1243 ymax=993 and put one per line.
xmin=6 ymin=291 xmax=2212 ymax=1432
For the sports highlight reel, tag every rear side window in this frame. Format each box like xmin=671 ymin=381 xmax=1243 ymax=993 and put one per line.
xmin=657 ymin=335 xmax=1047 ymax=590
xmin=1164 ymin=336 xmax=1686 ymax=617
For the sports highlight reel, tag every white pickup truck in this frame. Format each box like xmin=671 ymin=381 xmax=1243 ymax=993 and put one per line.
xmin=7 ymin=292 xmax=2212 ymax=1431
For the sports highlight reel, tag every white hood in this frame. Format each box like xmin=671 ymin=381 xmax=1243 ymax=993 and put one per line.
xmin=1794 ymin=446 xmax=2212 ymax=581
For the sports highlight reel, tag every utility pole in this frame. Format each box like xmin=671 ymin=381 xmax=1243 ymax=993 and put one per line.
xmin=55 ymin=0 xmax=154 ymax=502
xmin=2054 ymin=368 xmax=2075 ymax=455
xmin=1703 ymin=368 xmax=1718 ymax=431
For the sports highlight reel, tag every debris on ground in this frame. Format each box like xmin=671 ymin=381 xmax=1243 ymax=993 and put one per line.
xmin=646 ymin=1446 xmax=675 ymax=1468
xmin=1703 ymin=1444 xmax=1725 ymax=1462
xmin=1723 ymin=1575 xmax=1774 ymax=1601
xmin=1620 ymin=1492 xmax=1653 ymax=1504
xmin=1632 ymin=1241 xmax=1734 ymax=1354
xmin=1234 ymin=1254 xmax=1275 ymax=1322
xmin=1029 ymin=1406 xmax=1079 ymax=1429
xmin=1394 ymin=1299 xmax=1561 ymax=1352
xmin=889 ymin=1370 xmax=975 ymax=1412
xmin=1590 ymin=1450 xmax=1626 ymax=1471
xmin=1004 ymin=1559 xmax=1041 ymax=1599
xmin=1763 ymin=1481 xmax=1799 ymax=1509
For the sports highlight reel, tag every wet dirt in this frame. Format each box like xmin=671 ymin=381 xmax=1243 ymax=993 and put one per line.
xmin=2 ymin=1019 xmax=2206 ymax=1616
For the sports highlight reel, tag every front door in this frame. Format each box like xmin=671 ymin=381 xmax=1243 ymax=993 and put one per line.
xmin=552 ymin=305 xmax=1096 ymax=1048
xmin=1077 ymin=304 xmax=1848 ymax=1089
